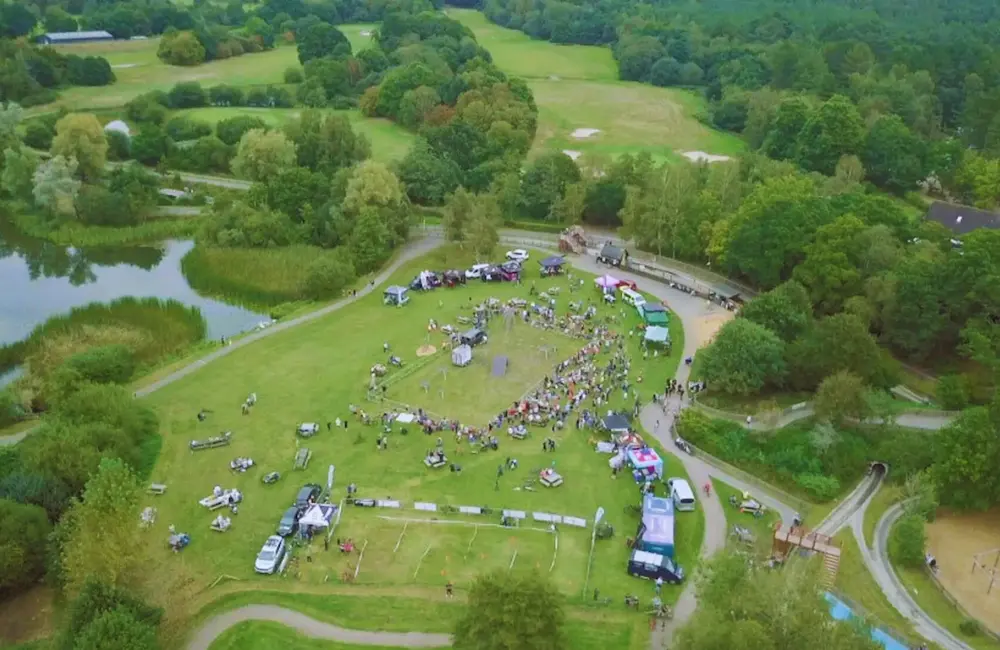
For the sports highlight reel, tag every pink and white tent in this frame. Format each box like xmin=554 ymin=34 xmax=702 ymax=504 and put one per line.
xmin=594 ymin=274 xmax=621 ymax=288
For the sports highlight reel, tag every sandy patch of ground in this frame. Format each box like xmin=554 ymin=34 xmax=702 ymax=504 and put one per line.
xmin=927 ymin=509 xmax=1000 ymax=633
xmin=562 ymin=149 xmax=582 ymax=160
xmin=689 ymin=305 xmax=734 ymax=350
xmin=360 ymin=30 xmax=372 ymax=36
xmin=571 ymin=128 xmax=600 ymax=139
xmin=682 ymin=151 xmax=732 ymax=164
xmin=416 ymin=344 xmax=437 ymax=357
xmin=112 ymin=63 xmax=141 ymax=69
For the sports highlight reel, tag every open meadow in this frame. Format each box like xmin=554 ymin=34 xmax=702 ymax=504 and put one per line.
xmin=449 ymin=9 xmax=745 ymax=161
xmin=33 ymin=24 xmax=377 ymax=113
xmin=135 ymin=245 xmax=695 ymax=641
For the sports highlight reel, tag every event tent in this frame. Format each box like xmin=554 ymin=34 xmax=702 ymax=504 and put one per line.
xmin=644 ymin=326 xmax=670 ymax=345
xmin=299 ymin=503 xmax=337 ymax=528
xmin=628 ymin=447 xmax=664 ymax=479
xmin=641 ymin=302 xmax=669 ymax=325
xmin=602 ymin=412 xmax=631 ymax=433
xmin=595 ymin=274 xmax=621 ymax=289
xmin=384 ymin=285 xmax=409 ymax=306
xmin=451 ymin=344 xmax=472 ymax=367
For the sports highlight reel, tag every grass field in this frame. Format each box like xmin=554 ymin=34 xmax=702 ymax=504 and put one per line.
xmin=34 ymin=24 xmax=378 ymax=113
xmin=449 ymin=9 xmax=745 ymax=161
xmin=711 ymin=478 xmax=781 ymax=554
xmin=137 ymin=245 xmax=693 ymax=635
xmin=176 ymin=107 xmax=415 ymax=163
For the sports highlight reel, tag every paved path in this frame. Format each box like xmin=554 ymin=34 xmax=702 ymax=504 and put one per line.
xmin=187 ymin=605 xmax=451 ymax=650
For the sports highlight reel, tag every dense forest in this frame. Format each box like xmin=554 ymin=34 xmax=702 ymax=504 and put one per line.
xmin=474 ymin=0 xmax=1000 ymax=205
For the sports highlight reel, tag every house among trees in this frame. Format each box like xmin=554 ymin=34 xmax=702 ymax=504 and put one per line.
xmin=38 ymin=30 xmax=114 ymax=45
xmin=925 ymin=201 xmax=1000 ymax=236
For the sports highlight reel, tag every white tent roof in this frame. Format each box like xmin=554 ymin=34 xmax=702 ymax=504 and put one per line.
xmin=594 ymin=274 xmax=620 ymax=288
xmin=644 ymin=326 xmax=670 ymax=343
xmin=452 ymin=344 xmax=472 ymax=365
xmin=104 ymin=119 xmax=130 ymax=136
xmin=299 ymin=503 xmax=336 ymax=528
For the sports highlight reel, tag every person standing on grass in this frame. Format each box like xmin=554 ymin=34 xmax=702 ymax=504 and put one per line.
xmin=446 ymin=581 xmax=454 ymax=598
xmin=655 ymin=576 xmax=663 ymax=595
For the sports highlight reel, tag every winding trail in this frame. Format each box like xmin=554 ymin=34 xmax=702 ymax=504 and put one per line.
xmin=187 ymin=605 xmax=451 ymax=650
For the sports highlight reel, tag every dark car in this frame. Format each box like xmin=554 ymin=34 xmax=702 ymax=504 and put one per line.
xmin=276 ymin=505 xmax=301 ymax=537
xmin=460 ymin=328 xmax=488 ymax=347
xmin=294 ymin=483 xmax=322 ymax=509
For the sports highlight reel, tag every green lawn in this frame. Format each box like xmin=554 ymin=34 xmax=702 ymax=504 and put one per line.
xmin=449 ymin=9 xmax=745 ymax=162
xmin=711 ymin=478 xmax=781 ymax=554
xmin=138 ymin=245 xmax=693 ymax=633
xmin=32 ymin=24 xmax=378 ymax=113
xmin=176 ymin=107 xmax=416 ymax=163
xmin=897 ymin=566 xmax=1000 ymax=650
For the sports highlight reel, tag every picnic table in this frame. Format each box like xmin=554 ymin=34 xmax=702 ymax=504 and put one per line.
xmin=294 ymin=448 xmax=312 ymax=470
xmin=190 ymin=431 xmax=232 ymax=451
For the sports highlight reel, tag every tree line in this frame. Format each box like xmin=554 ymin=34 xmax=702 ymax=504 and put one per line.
xmin=477 ymin=0 xmax=1000 ymax=203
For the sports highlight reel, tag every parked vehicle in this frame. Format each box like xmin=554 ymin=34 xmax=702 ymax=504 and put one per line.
xmin=666 ymin=478 xmax=696 ymax=512
xmin=294 ymin=483 xmax=322 ymax=509
xmin=460 ymin=328 xmax=488 ymax=347
xmin=627 ymin=549 xmax=684 ymax=584
xmin=297 ymin=423 xmax=319 ymax=437
xmin=465 ymin=263 xmax=490 ymax=279
xmin=276 ymin=506 xmax=301 ymax=537
xmin=506 ymin=249 xmax=529 ymax=262
xmin=254 ymin=535 xmax=286 ymax=574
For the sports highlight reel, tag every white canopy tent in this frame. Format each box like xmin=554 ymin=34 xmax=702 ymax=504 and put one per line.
xmin=644 ymin=326 xmax=670 ymax=345
xmin=452 ymin=344 xmax=472 ymax=367
xmin=299 ymin=503 xmax=337 ymax=528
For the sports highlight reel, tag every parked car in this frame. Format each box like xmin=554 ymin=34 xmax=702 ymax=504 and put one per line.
xmin=465 ymin=263 xmax=490 ymax=279
xmin=296 ymin=423 xmax=319 ymax=437
xmin=506 ymin=249 xmax=529 ymax=262
xmin=254 ymin=535 xmax=286 ymax=574
xmin=294 ymin=483 xmax=322 ymax=509
xmin=276 ymin=506 xmax=301 ymax=537
xmin=627 ymin=548 xmax=684 ymax=584
xmin=666 ymin=478 xmax=696 ymax=512
xmin=460 ymin=328 xmax=488 ymax=347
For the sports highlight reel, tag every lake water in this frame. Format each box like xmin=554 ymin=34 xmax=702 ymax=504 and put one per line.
xmin=0 ymin=219 xmax=268 ymax=347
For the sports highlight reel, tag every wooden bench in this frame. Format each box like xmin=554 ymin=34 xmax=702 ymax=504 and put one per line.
xmin=294 ymin=448 xmax=312 ymax=470
xmin=149 ymin=483 xmax=167 ymax=495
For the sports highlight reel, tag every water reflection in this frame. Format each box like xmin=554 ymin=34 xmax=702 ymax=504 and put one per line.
xmin=0 ymin=218 xmax=267 ymax=346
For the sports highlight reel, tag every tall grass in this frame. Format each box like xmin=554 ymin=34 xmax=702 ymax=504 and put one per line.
xmin=9 ymin=212 xmax=199 ymax=246
xmin=181 ymin=245 xmax=342 ymax=308
xmin=0 ymin=297 xmax=207 ymax=375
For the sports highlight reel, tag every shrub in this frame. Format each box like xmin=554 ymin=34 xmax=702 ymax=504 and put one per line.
xmin=216 ymin=115 xmax=267 ymax=145
xmin=64 ymin=345 xmax=136 ymax=384
xmin=0 ymin=499 xmax=51 ymax=596
xmin=889 ymin=514 xmax=927 ymax=569
xmin=284 ymin=66 xmax=304 ymax=84
xmin=303 ymin=253 xmax=356 ymax=299
xmin=794 ymin=473 xmax=840 ymax=501
xmin=24 ymin=121 xmax=55 ymax=149
xmin=167 ymin=81 xmax=207 ymax=108
xmin=959 ymin=619 xmax=981 ymax=636
xmin=165 ymin=116 xmax=212 ymax=141
xmin=105 ymin=130 xmax=130 ymax=161
xmin=74 ymin=185 xmax=135 ymax=227
xmin=936 ymin=374 xmax=969 ymax=410
xmin=157 ymin=30 xmax=206 ymax=66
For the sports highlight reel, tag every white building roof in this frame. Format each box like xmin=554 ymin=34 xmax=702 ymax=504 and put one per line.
xmin=44 ymin=31 xmax=113 ymax=41
xmin=103 ymin=119 xmax=130 ymax=136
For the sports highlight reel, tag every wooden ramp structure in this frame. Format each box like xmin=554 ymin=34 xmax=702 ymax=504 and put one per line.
xmin=773 ymin=525 xmax=841 ymax=586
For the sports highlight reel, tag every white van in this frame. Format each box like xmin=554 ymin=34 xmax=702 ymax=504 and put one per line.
xmin=667 ymin=478 xmax=696 ymax=512
xmin=620 ymin=287 xmax=646 ymax=309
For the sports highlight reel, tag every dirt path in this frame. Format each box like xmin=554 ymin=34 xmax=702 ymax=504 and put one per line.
xmin=187 ymin=605 xmax=451 ymax=650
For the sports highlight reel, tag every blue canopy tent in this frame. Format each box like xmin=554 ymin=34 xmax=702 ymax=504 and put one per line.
xmin=643 ymin=325 xmax=670 ymax=346
xmin=539 ymin=255 xmax=566 ymax=276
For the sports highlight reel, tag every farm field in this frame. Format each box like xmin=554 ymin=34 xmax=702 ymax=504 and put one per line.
xmin=137 ymin=245 xmax=695 ymax=634
xmin=178 ymin=107 xmax=415 ymax=162
xmin=449 ymin=9 xmax=745 ymax=161
xmin=33 ymin=24 xmax=378 ymax=113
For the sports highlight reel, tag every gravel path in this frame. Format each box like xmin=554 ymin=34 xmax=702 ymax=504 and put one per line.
xmin=187 ymin=605 xmax=451 ymax=650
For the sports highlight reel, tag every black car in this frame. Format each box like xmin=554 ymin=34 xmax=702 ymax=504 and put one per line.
xmin=276 ymin=505 xmax=301 ymax=537
xmin=460 ymin=328 xmax=488 ymax=347
xmin=627 ymin=549 xmax=685 ymax=584
xmin=294 ymin=483 xmax=322 ymax=509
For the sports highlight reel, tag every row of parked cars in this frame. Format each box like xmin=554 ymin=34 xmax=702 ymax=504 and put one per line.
xmin=254 ymin=483 xmax=322 ymax=574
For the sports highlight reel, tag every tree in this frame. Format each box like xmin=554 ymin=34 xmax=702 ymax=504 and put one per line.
xmin=548 ymin=181 xmax=587 ymax=224
xmin=60 ymin=579 xmax=163 ymax=650
xmin=51 ymin=114 xmax=108 ymax=181
xmin=453 ymin=571 xmax=567 ymax=650
xmin=699 ymin=319 xmax=786 ymax=395
xmin=60 ymin=458 xmax=145 ymax=594
xmin=616 ymin=35 xmax=666 ymax=82
xmin=466 ymin=193 xmax=502 ymax=258
xmin=216 ymin=115 xmax=267 ymax=145
xmin=167 ymin=82 xmax=207 ymax=108
xmin=74 ymin=607 xmax=159 ymax=650
xmin=297 ymin=22 xmax=350 ymax=64
xmin=343 ymin=161 xmax=410 ymax=245
xmin=787 ymin=314 xmax=888 ymax=390
xmin=46 ymin=7 xmax=79 ymax=32
xmin=792 ymin=215 xmax=867 ymax=314
xmin=932 ymin=407 xmax=1000 ymax=510
xmin=520 ymin=152 xmax=581 ymax=220
xmin=2 ymin=146 xmax=39 ymax=200
xmin=936 ymin=374 xmax=970 ymax=411
xmin=65 ymin=346 xmax=136 ymax=385
xmin=795 ymin=95 xmax=865 ymax=175
xmin=130 ymin=126 xmax=168 ymax=165
xmin=676 ymin=552 xmax=879 ymax=650
xmin=397 ymin=139 xmax=462 ymax=205
xmin=862 ymin=115 xmax=926 ymax=194
xmin=231 ymin=128 xmax=297 ymax=181
xmin=157 ymin=31 xmax=206 ymax=66
xmin=33 ymin=155 xmax=81 ymax=217
xmin=889 ymin=514 xmax=927 ymax=569
xmin=302 ymin=253 xmax=356 ymax=299
xmin=349 ymin=206 xmax=393 ymax=273
xmin=442 ymin=187 xmax=475 ymax=244
xmin=739 ymin=281 xmax=812 ymax=342
xmin=0 ymin=499 xmax=51 ymax=595
xmin=284 ymin=110 xmax=369 ymax=173
xmin=813 ymin=371 xmax=871 ymax=426
xmin=376 ymin=63 xmax=443 ymax=118
xmin=649 ymin=56 xmax=682 ymax=87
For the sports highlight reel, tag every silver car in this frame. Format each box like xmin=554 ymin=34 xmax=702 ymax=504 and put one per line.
xmin=254 ymin=535 xmax=286 ymax=574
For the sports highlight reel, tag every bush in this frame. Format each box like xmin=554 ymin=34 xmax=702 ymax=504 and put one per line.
xmin=164 ymin=116 xmax=212 ymax=141
xmin=60 ymin=579 xmax=163 ymax=650
xmin=168 ymin=81 xmax=207 ymax=108
xmin=74 ymin=185 xmax=135 ymax=227
xmin=0 ymin=499 xmax=51 ymax=596
xmin=959 ymin=619 xmax=981 ymax=636
xmin=284 ymin=66 xmax=304 ymax=84
xmin=303 ymin=253 xmax=356 ymax=299
xmin=24 ymin=121 xmax=55 ymax=149
xmin=936 ymin=374 xmax=969 ymax=410
xmin=157 ymin=30 xmax=206 ymax=66
xmin=216 ymin=115 xmax=267 ymax=145
xmin=793 ymin=473 xmax=840 ymax=501
xmin=64 ymin=345 xmax=136 ymax=384
xmin=889 ymin=514 xmax=927 ymax=569
xmin=106 ymin=130 xmax=130 ymax=161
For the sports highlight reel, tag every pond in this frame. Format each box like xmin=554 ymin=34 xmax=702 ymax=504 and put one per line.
xmin=0 ymin=219 xmax=268 ymax=348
